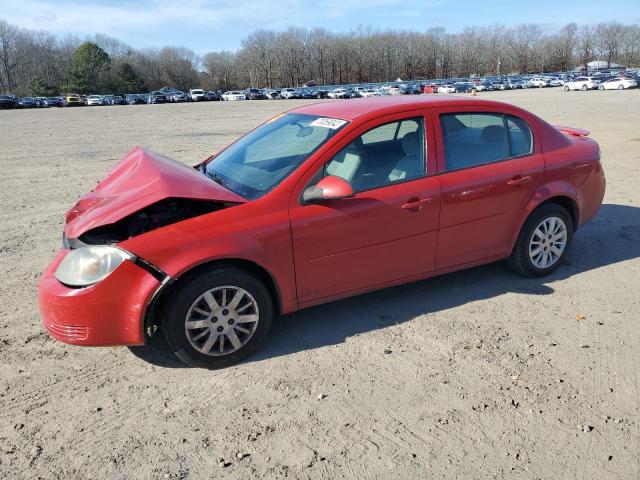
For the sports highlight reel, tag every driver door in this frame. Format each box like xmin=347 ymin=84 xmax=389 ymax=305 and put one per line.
xmin=289 ymin=112 xmax=441 ymax=306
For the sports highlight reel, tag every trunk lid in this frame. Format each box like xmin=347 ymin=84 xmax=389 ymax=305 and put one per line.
xmin=64 ymin=147 xmax=246 ymax=239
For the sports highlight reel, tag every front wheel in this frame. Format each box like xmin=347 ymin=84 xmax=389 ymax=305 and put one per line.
xmin=599 ymin=85 xmax=604 ymax=90
xmin=563 ymin=85 xmax=569 ymax=91
xmin=162 ymin=266 xmax=273 ymax=368
xmin=508 ymin=204 xmax=573 ymax=277
xmin=581 ymin=85 xmax=588 ymax=91
xmin=618 ymin=85 xmax=624 ymax=90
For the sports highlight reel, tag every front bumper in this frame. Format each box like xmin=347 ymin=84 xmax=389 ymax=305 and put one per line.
xmin=38 ymin=251 xmax=161 ymax=346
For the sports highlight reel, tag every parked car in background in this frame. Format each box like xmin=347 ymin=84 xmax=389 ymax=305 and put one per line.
xmin=437 ymin=84 xmax=456 ymax=94
xmin=148 ymin=91 xmax=167 ymax=104
xmin=169 ymin=91 xmax=187 ymax=102
xmin=454 ymin=82 xmax=473 ymax=93
xmin=204 ymin=91 xmax=220 ymax=101
xmin=63 ymin=94 xmax=82 ymax=107
xmin=188 ymin=89 xmax=206 ymax=102
xmin=126 ymin=94 xmax=146 ymax=105
xmin=85 ymin=95 xmax=105 ymax=106
xmin=264 ymin=89 xmax=281 ymax=99
xmin=44 ymin=97 xmax=62 ymax=107
xmin=359 ymin=88 xmax=380 ymax=97
xmin=529 ymin=77 xmax=550 ymax=88
xmin=105 ymin=95 xmax=127 ymax=105
xmin=18 ymin=97 xmax=37 ymax=108
xmin=563 ymin=77 xmax=601 ymax=91
xmin=221 ymin=91 xmax=246 ymax=101
xmin=547 ymin=77 xmax=563 ymax=87
xmin=34 ymin=97 xmax=47 ymax=107
xmin=0 ymin=95 xmax=18 ymax=109
xmin=387 ymin=85 xmax=402 ymax=95
xmin=327 ymin=88 xmax=348 ymax=99
xmin=38 ymin=96 xmax=605 ymax=368
xmin=598 ymin=77 xmax=638 ymax=90
xmin=280 ymin=88 xmax=300 ymax=99
xmin=244 ymin=88 xmax=266 ymax=100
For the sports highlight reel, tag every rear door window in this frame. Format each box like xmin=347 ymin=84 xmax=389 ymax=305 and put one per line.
xmin=506 ymin=115 xmax=533 ymax=157
xmin=440 ymin=113 xmax=509 ymax=171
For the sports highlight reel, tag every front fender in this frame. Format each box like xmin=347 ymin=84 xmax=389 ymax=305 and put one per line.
xmin=118 ymin=192 xmax=298 ymax=314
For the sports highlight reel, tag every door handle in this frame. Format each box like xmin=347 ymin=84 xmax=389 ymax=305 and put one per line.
xmin=507 ymin=175 xmax=532 ymax=187
xmin=402 ymin=197 xmax=432 ymax=210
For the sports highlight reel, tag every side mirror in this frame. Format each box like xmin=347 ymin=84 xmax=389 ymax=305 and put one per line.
xmin=302 ymin=175 xmax=354 ymax=203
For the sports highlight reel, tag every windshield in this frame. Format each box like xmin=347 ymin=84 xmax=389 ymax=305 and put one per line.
xmin=205 ymin=113 xmax=348 ymax=200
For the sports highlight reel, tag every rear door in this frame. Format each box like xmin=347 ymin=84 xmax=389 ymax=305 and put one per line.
xmin=432 ymin=107 xmax=544 ymax=269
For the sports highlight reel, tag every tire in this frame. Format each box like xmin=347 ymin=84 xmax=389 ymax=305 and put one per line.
xmin=599 ymin=85 xmax=604 ymax=90
xmin=563 ymin=85 xmax=569 ymax=91
xmin=618 ymin=85 xmax=624 ymax=90
xmin=581 ymin=85 xmax=588 ymax=91
xmin=508 ymin=203 xmax=574 ymax=277
xmin=162 ymin=266 xmax=273 ymax=368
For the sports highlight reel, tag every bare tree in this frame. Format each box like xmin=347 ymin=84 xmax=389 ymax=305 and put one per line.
xmin=2 ymin=18 xmax=640 ymax=96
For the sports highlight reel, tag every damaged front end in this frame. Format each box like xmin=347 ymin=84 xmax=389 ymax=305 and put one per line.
xmin=44 ymin=147 xmax=248 ymax=343
xmin=65 ymin=197 xmax=232 ymax=246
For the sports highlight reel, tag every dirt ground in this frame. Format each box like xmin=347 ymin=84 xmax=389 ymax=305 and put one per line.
xmin=0 ymin=89 xmax=639 ymax=479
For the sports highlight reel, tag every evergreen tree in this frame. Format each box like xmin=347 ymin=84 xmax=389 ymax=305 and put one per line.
xmin=66 ymin=42 xmax=110 ymax=93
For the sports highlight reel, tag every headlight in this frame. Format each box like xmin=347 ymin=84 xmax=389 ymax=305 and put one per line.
xmin=55 ymin=246 xmax=133 ymax=287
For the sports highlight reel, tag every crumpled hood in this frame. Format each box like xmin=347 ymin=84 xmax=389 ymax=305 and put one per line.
xmin=64 ymin=147 xmax=246 ymax=239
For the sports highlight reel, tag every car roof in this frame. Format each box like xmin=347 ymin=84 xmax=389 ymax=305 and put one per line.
xmin=292 ymin=95 xmax=512 ymax=121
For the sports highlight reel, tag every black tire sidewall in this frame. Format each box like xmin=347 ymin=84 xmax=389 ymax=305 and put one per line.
xmin=162 ymin=267 xmax=273 ymax=369
xmin=511 ymin=204 xmax=574 ymax=277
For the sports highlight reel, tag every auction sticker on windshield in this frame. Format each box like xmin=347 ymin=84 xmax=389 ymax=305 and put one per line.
xmin=310 ymin=117 xmax=348 ymax=129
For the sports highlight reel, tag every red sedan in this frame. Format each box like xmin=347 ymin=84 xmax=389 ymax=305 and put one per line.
xmin=39 ymin=96 xmax=606 ymax=368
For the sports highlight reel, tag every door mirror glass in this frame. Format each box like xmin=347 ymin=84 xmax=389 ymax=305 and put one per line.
xmin=303 ymin=175 xmax=354 ymax=203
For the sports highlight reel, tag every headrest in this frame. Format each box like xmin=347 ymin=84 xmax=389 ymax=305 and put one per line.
xmin=481 ymin=125 xmax=506 ymax=143
xmin=401 ymin=132 xmax=420 ymax=156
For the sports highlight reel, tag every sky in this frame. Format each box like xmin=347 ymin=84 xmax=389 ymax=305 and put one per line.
xmin=2 ymin=0 xmax=639 ymax=53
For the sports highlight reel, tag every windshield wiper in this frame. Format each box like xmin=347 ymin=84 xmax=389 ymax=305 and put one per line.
xmin=205 ymin=170 xmax=229 ymax=189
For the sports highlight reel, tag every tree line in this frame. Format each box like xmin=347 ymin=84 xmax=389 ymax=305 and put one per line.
xmin=1 ymin=19 xmax=639 ymax=96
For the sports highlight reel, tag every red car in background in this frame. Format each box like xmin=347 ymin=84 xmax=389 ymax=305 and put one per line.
xmin=38 ymin=96 xmax=605 ymax=368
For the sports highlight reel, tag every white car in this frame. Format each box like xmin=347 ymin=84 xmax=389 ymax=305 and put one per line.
xmin=529 ymin=77 xmax=550 ymax=88
xmin=221 ymin=91 xmax=246 ymax=101
xmin=327 ymin=88 xmax=348 ymax=99
xmin=437 ymin=84 xmax=456 ymax=94
xmin=188 ymin=89 xmax=205 ymax=101
xmin=85 ymin=95 xmax=104 ymax=106
xmin=359 ymin=89 xmax=381 ymax=98
xmin=598 ymin=77 xmax=638 ymax=90
xmin=563 ymin=77 xmax=601 ymax=91
xmin=279 ymin=88 xmax=298 ymax=99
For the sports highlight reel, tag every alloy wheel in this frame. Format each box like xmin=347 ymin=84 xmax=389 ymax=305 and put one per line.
xmin=184 ymin=286 xmax=259 ymax=356
xmin=529 ymin=216 xmax=568 ymax=269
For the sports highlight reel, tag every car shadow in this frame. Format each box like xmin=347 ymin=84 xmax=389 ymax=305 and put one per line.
xmin=128 ymin=203 xmax=640 ymax=369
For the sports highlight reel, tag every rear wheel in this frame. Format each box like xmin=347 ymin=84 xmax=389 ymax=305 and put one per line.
xmin=581 ymin=84 xmax=588 ymax=91
xmin=618 ymin=84 xmax=624 ymax=90
xmin=162 ymin=266 xmax=273 ymax=368
xmin=563 ymin=85 xmax=570 ymax=91
xmin=508 ymin=204 xmax=573 ymax=277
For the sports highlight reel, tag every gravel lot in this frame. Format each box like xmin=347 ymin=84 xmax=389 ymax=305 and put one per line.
xmin=0 ymin=89 xmax=639 ymax=479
